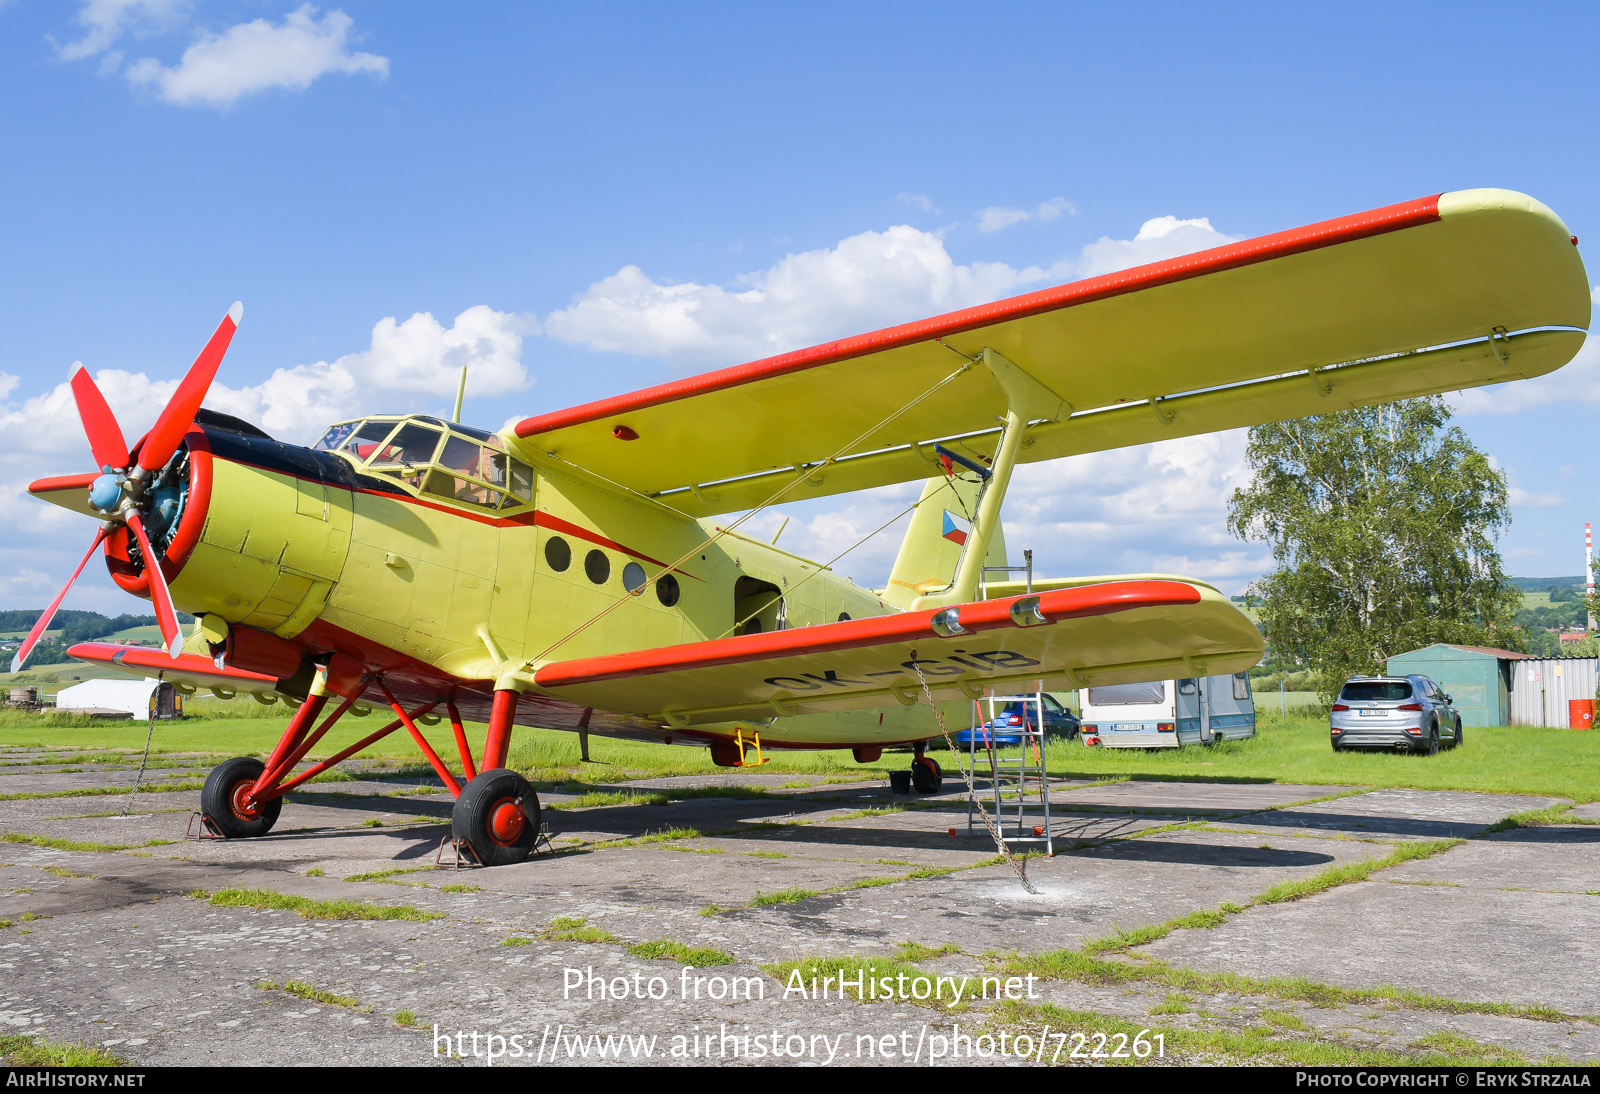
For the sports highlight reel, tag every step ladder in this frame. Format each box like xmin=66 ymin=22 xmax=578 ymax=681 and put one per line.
xmin=965 ymin=690 xmax=1054 ymax=857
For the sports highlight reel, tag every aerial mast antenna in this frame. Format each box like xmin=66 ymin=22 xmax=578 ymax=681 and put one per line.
xmin=452 ymin=366 xmax=468 ymax=423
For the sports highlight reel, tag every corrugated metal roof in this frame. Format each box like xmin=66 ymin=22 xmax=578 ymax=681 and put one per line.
xmin=1391 ymin=643 xmax=1533 ymax=660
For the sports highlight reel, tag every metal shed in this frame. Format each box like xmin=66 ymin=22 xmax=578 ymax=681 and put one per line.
xmin=1509 ymin=657 xmax=1599 ymax=728
xmin=1385 ymin=644 xmax=1528 ymax=728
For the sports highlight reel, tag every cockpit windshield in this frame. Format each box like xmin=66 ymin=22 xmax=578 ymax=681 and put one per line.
xmin=314 ymin=417 xmax=534 ymax=512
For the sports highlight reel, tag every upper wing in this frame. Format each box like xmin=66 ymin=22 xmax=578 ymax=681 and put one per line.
xmin=531 ymin=579 xmax=1262 ymax=726
xmin=516 ymin=189 xmax=1589 ymax=517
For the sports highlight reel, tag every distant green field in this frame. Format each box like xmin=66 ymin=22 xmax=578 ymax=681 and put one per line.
xmin=1 ymin=703 xmax=1596 ymax=803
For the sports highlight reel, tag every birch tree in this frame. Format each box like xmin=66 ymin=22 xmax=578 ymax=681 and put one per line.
xmin=1227 ymin=396 xmax=1520 ymax=702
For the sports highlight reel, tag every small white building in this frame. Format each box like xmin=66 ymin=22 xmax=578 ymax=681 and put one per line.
xmin=53 ymin=678 xmax=184 ymax=721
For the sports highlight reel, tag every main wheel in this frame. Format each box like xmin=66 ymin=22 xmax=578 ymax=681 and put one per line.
xmin=1453 ymin=720 xmax=1464 ymax=749
xmin=452 ymin=769 xmax=541 ymax=867
xmin=1424 ymin=726 xmax=1439 ymax=756
xmin=910 ymin=756 xmax=943 ymax=794
xmin=201 ymin=757 xmax=281 ymax=839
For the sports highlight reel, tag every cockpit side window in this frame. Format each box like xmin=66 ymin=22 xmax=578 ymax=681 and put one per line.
xmin=370 ymin=424 xmax=442 ymax=468
xmin=313 ymin=422 xmax=358 ymax=452
xmin=343 ymin=420 xmax=401 ymax=460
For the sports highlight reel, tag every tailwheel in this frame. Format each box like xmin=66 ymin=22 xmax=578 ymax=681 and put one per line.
xmin=911 ymin=755 xmax=943 ymax=795
xmin=201 ymin=757 xmax=281 ymax=839
xmin=452 ymin=769 xmax=541 ymax=867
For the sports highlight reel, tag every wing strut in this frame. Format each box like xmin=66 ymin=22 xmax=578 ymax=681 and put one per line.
xmin=913 ymin=347 xmax=1069 ymax=610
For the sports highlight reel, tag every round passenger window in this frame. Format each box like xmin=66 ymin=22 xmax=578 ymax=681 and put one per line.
xmin=584 ymin=549 xmax=610 ymax=584
xmin=622 ymin=561 xmax=647 ymax=593
xmin=544 ymin=536 xmax=571 ymax=572
xmin=656 ymin=572 xmax=680 ymax=607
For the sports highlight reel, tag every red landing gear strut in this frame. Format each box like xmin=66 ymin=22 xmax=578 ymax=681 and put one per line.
xmin=197 ymin=668 xmax=541 ymax=865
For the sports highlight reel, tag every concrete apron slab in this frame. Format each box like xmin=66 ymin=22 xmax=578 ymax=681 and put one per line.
xmin=2 ymin=759 xmax=1594 ymax=1066
xmin=1136 ymin=833 xmax=1600 ymax=1017
xmin=1234 ymin=788 xmax=1568 ymax=839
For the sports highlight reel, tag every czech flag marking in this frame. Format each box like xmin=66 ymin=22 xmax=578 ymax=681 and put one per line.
xmin=942 ymin=510 xmax=969 ymax=546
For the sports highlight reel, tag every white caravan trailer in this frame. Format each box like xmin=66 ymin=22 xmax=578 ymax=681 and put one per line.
xmin=1078 ymin=673 xmax=1256 ymax=749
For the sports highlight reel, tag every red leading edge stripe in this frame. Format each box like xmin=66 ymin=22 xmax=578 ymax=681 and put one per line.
xmin=514 ymin=195 xmax=1442 ymax=438
xmin=533 ymin=580 xmax=1202 ymax=688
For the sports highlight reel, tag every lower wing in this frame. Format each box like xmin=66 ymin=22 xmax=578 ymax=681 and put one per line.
xmin=531 ymin=579 xmax=1262 ymax=727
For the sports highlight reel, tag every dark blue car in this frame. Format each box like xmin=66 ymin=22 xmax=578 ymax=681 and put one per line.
xmin=955 ymin=694 xmax=1080 ymax=748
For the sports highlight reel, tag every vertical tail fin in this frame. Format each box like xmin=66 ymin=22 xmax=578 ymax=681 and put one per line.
xmin=881 ymin=472 xmax=1007 ymax=610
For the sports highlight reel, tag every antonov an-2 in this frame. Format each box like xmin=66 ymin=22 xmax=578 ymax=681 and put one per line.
xmin=13 ymin=189 xmax=1590 ymax=864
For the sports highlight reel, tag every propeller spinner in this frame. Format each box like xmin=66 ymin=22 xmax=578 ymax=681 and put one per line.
xmin=10 ymin=303 xmax=243 ymax=672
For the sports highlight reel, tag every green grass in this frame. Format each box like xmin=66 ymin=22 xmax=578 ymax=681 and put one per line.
xmin=1482 ymin=802 xmax=1594 ymax=833
xmin=343 ymin=866 xmax=434 ymax=884
xmin=542 ymin=916 xmax=616 ymax=943
xmin=1408 ymin=1030 xmax=1524 ymax=1061
xmin=438 ymin=883 xmax=480 ymax=893
xmin=1042 ymin=714 xmax=1600 ymax=802
xmin=1252 ymin=839 xmax=1461 ymax=905
xmin=199 ymin=886 xmax=441 ymax=921
xmin=626 ymin=939 xmax=735 ymax=965
xmin=394 ymin=1010 xmax=419 ymax=1027
xmin=989 ymin=999 xmax=1542 ymax=1067
xmin=0 ymin=1035 xmax=125 ymax=1066
xmin=1260 ymin=1008 xmax=1309 ymax=1031
xmin=0 ymin=780 xmax=205 ymax=801
xmin=750 ymin=886 xmax=817 ymax=906
xmin=894 ymin=941 xmax=960 ymax=962
xmin=3 ymin=831 xmax=134 ymax=852
xmin=284 ymin=979 xmax=359 ymax=1008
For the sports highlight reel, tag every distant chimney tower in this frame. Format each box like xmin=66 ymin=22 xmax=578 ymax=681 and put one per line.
xmin=1588 ymin=523 xmax=1595 ymax=631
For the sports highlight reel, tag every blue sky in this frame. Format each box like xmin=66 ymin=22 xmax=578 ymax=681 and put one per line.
xmin=2 ymin=1 xmax=1597 ymax=613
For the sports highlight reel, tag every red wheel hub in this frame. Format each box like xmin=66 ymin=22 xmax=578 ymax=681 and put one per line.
xmin=229 ymin=780 xmax=264 ymax=821
xmin=488 ymin=798 xmax=525 ymax=845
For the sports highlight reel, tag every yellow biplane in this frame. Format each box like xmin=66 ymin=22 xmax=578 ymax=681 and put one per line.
xmin=14 ymin=188 xmax=1590 ymax=864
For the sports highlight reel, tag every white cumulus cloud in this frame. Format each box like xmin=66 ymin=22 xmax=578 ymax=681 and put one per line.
xmin=976 ymin=196 xmax=1077 ymax=232
xmin=53 ymin=0 xmax=187 ymax=63
xmin=1077 ymin=215 xmax=1238 ymax=278
xmin=545 ymin=211 xmax=1241 ymax=372
xmin=544 ymin=226 xmax=1050 ymax=369
xmin=116 ymin=4 xmax=387 ymax=108
xmin=1508 ymin=486 xmax=1564 ymax=509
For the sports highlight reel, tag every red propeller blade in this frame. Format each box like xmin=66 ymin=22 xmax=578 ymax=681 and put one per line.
xmin=69 ymin=365 xmax=129 ymax=471
xmin=137 ymin=302 xmax=242 ymax=474
xmin=10 ymin=527 xmax=110 ymax=674
xmin=123 ymin=512 xmax=183 ymax=659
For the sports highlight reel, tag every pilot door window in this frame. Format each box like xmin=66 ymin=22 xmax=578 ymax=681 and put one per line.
xmin=421 ymin=434 xmax=535 ymax=512
xmin=369 ymin=423 xmax=442 ymax=489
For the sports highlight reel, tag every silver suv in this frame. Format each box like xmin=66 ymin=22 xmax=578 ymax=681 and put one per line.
xmin=1330 ymin=675 xmax=1463 ymax=755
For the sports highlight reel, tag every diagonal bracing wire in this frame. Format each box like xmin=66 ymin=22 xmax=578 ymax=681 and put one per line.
xmin=529 ymin=360 xmax=974 ymax=664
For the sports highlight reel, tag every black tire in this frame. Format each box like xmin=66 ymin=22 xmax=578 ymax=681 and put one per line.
xmin=452 ymin=769 xmax=541 ymax=867
xmin=911 ymin=756 xmax=942 ymax=794
xmin=1453 ymin=720 xmax=1464 ymax=749
xmin=201 ymin=757 xmax=281 ymax=839
xmin=1423 ymin=726 xmax=1439 ymax=756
